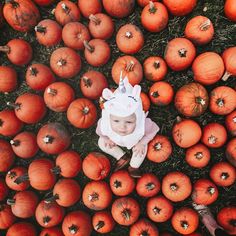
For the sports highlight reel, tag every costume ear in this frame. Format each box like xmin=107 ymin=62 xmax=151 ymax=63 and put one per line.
xmin=102 ymin=88 xmax=114 ymax=100
xmin=132 ymin=85 xmax=141 ymax=99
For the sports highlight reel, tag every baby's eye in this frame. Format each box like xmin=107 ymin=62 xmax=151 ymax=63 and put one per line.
xmin=113 ymin=120 xmax=119 ymax=123
xmin=126 ymin=121 xmax=134 ymax=124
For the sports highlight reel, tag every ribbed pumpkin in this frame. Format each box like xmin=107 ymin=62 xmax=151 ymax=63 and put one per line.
xmin=0 ymin=204 xmax=16 ymax=229
xmin=0 ymin=139 xmax=15 ymax=172
xmin=222 ymin=46 xmax=236 ymax=81
xmin=40 ymin=227 xmax=64 ymax=236
xmin=6 ymin=222 xmax=37 ymax=236
xmin=78 ymin=0 xmax=102 ymax=18
xmin=226 ymin=138 xmax=236 ymax=167
xmin=0 ymin=65 xmax=17 ymax=93
xmin=225 ymin=110 xmax=236 ymax=136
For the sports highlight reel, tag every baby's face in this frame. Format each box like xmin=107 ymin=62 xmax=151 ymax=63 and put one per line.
xmin=110 ymin=113 xmax=136 ymax=136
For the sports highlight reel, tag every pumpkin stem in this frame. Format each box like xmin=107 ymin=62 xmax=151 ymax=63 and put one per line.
xmin=35 ymin=25 xmax=47 ymax=34
xmin=5 ymin=0 xmax=19 ymax=8
xmin=88 ymin=192 xmax=99 ymax=202
xmin=222 ymin=71 xmax=232 ymax=81
xmin=233 ymin=117 xmax=236 ymax=123
xmin=153 ymin=206 xmax=161 ymax=214
xmin=83 ymin=106 xmax=90 ymax=115
xmin=154 ymin=142 xmax=162 ymax=150
xmin=57 ymin=58 xmax=67 ymax=66
xmin=141 ymin=231 xmax=150 ymax=236
xmin=7 ymin=198 xmax=16 ymax=206
xmin=68 ymin=224 xmax=79 ymax=234
xmin=29 ymin=67 xmax=39 ymax=76
xmin=181 ymin=220 xmax=189 ymax=229
xmin=44 ymin=194 xmax=59 ymax=204
xmin=10 ymin=139 xmax=20 ymax=147
xmin=194 ymin=152 xmax=203 ymax=160
xmin=151 ymin=91 xmax=159 ymax=98
xmin=7 ymin=171 xmax=17 ymax=179
xmin=43 ymin=135 xmax=55 ymax=144
xmin=125 ymin=31 xmax=133 ymax=38
xmin=178 ymin=48 xmax=187 ymax=57
xmin=153 ymin=60 xmax=160 ymax=69
xmin=199 ymin=19 xmax=211 ymax=31
xmin=176 ymin=116 xmax=182 ymax=123
xmin=113 ymin=180 xmax=122 ymax=188
xmin=61 ymin=3 xmax=71 ymax=14
xmin=216 ymin=98 xmax=224 ymax=107
xmin=51 ymin=166 xmax=61 ymax=175
xmin=146 ymin=182 xmax=155 ymax=191
xmin=195 ymin=96 xmax=206 ymax=105
xmin=149 ymin=1 xmax=157 ymax=14
xmin=47 ymin=87 xmax=57 ymax=96
xmin=208 ymin=135 xmax=217 ymax=144
xmin=43 ymin=216 xmax=51 ymax=226
xmin=221 ymin=172 xmax=229 ymax=180
xmin=121 ymin=209 xmax=131 ymax=220
xmin=83 ymin=40 xmax=95 ymax=53
xmin=0 ymin=119 xmax=3 ymax=127
xmin=125 ymin=60 xmax=135 ymax=71
xmin=0 ymin=45 xmax=11 ymax=54
xmin=82 ymin=77 xmax=92 ymax=87
xmin=207 ymin=186 xmax=215 ymax=195
xmin=6 ymin=102 xmax=21 ymax=110
xmin=95 ymin=221 xmax=105 ymax=230
xmin=14 ymin=173 xmax=29 ymax=184
xmin=170 ymin=183 xmax=178 ymax=191
xmin=89 ymin=14 xmax=101 ymax=25
xmin=229 ymin=219 xmax=236 ymax=227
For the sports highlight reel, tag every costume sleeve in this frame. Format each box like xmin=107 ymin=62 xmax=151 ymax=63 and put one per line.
xmin=138 ymin=118 xmax=160 ymax=145
xmin=96 ymin=118 xmax=108 ymax=138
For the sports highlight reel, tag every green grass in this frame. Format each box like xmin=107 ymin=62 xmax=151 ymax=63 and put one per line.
xmin=0 ymin=0 xmax=236 ymax=235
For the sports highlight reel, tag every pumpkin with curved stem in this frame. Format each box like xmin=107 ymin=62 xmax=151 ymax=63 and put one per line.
xmin=6 ymin=222 xmax=37 ymax=236
xmin=92 ymin=211 xmax=115 ymax=234
xmin=224 ymin=0 xmax=236 ymax=22
xmin=171 ymin=207 xmax=199 ymax=235
xmin=225 ymin=110 xmax=236 ymax=136
xmin=162 ymin=171 xmax=192 ymax=202
xmin=0 ymin=110 xmax=23 ymax=137
xmin=3 ymin=0 xmax=40 ymax=32
xmin=210 ymin=162 xmax=236 ymax=187
xmin=0 ymin=204 xmax=16 ymax=229
xmin=54 ymin=1 xmax=81 ymax=26
xmin=136 ymin=173 xmax=161 ymax=198
xmin=35 ymin=19 xmax=62 ymax=47
xmin=40 ymin=227 xmax=64 ymax=236
xmin=144 ymin=56 xmax=167 ymax=82
xmin=209 ymin=86 xmax=236 ymax=115
xmin=116 ymin=24 xmax=144 ymax=54
xmin=88 ymin=13 xmax=114 ymax=40
xmin=185 ymin=143 xmax=211 ymax=168
xmin=129 ymin=218 xmax=159 ymax=236
xmin=164 ymin=38 xmax=196 ymax=71
xmin=141 ymin=2 xmax=168 ymax=33
xmin=78 ymin=0 xmax=102 ymax=18
xmin=226 ymin=138 xmax=236 ymax=167
xmin=111 ymin=197 xmax=140 ymax=226
xmin=35 ymin=200 xmax=65 ymax=228
xmin=62 ymin=211 xmax=92 ymax=236
xmin=0 ymin=65 xmax=17 ymax=93
xmin=185 ymin=16 xmax=214 ymax=45
xmin=112 ymin=55 xmax=143 ymax=86
xmin=0 ymin=39 xmax=32 ymax=66
xmin=26 ymin=63 xmax=56 ymax=91
xmin=192 ymin=178 xmax=219 ymax=205
xmin=67 ymin=98 xmax=97 ymax=129
xmin=62 ymin=22 xmax=90 ymax=50
xmin=82 ymin=152 xmax=110 ymax=181
xmin=109 ymin=170 xmax=135 ymax=196
xmin=175 ymin=82 xmax=209 ymax=117
xmin=0 ymin=139 xmax=15 ymax=172
xmin=0 ymin=178 xmax=9 ymax=201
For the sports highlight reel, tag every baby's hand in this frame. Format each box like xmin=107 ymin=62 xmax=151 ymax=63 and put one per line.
xmin=104 ymin=137 xmax=116 ymax=149
xmin=132 ymin=142 xmax=146 ymax=157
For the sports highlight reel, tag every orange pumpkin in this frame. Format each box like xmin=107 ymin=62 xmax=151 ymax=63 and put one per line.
xmin=0 ymin=139 xmax=15 ymax=172
xmin=111 ymin=197 xmax=140 ymax=226
xmin=175 ymin=82 xmax=209 ymax=117
xmin=222 ymin=47 xmax=236 ymax=81
xmin=209 ymin=86 xmax=236 ymax=115
xmin=185 ymin=143 xmax=211 ymax=168
xmin=226 ymin=138 xmax=236 ymax=167
xmin=0 ymin=204 xmax=16 ymax=230
xmin=146 ymin=195 xmax=173 ymax=222
xmin=210 ymin=162 xmax=236 ymax=187
xmin=78 ymin=0 xmax=102 ymax=18
xmin=6 ymin=222 xmax=37 ymax=236
xmin=201 ymin=122 xmax=227 ymax=148
xmin=144 ymin=56 xmax=167 ymax=82
xmin=116 ymin=24 xmax=144 ymax=54
xmin=224 ymin=0 xmax=236 ymax=22
xmin=225 ymin=110 xmax=236 ymax=136
xmin=0 ymin=179 xmax=9 ymax=201
xmin=162 ymin=171 xmax=192 ymax=202
xmin=172 ymin=117 xmax=202 ymax=148
xmin=140 ymin=92 xmax=151 ymax=112
xmin=192 ymin=178 xmax=218 ymax=205
xmin=0 ymin=66 xmax=17 ymax=93
xmin=184 ymin=16 xmax=214 ymax=45
xmin=149 ymin=81 xmax=174 ymax=106
xmin=192 ymin=52 xmax=225 ymax=85
xmin=137 ymin=0 xmax=158 ymax=7
xmin=141 ymin=2 xmax=168 ymax=32
xmin=164 ymin=38 xmax=196 ymax=71
xmin=40 ymin=227 xmax=64 ymax=236
xmin=147 ymin=135 xmax=172 ymax=163
xmin=171 ymin=207 xmax=199 ymax=235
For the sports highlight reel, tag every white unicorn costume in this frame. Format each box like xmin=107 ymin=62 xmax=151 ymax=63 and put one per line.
xmin=96 ymin=73 xmax=159 ymax=168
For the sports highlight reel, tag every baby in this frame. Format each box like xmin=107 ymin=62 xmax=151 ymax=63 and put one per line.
xmin=96 ymin=72 xmax=159 ymax=178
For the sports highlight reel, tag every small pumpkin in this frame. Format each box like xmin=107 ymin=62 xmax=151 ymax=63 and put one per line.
xmin=0 ymin=204 xmax=16 ymax=230
xmin=226 ymin=138 xmax=236 ymax=167
xmin=6 ymin=222 xmax=37 ymax=236
xmin=78 ymin=0 xmax=102 ymax=18
xmin=0 ymin=178 xmax=9 ymax=201
xmin=225 ymin=110 xmax=236 ymax=136
xmin=224 ymin=0 xmax=236 ymax=22
xmin=0 ymin=139 xmax=15 ymax=172
xmin=222 ymin=47 xmax=236 ymax=81
xmin=40 ymin=227 xmax=64 ymax=236
xmin=0 ymin=65 xmax=17 ymax=93
xmin=140 ymin=92 xmax=151 ymax=112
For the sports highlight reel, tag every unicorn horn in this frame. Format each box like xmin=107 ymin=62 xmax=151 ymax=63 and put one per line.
xmin=119 ymin=71 xmax=126 ymax=93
